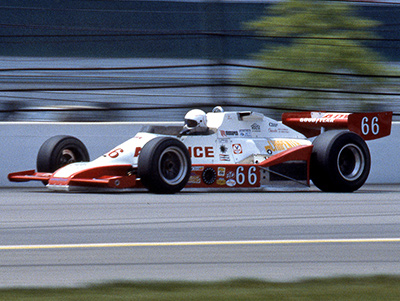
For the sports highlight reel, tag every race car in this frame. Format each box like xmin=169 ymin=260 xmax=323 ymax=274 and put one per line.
xmin=8 ymin=106 xmax=392 ymax=193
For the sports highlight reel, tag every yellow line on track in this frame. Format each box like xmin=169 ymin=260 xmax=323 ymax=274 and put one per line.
xmin=1 ymin=238 xmax=400 ymax=250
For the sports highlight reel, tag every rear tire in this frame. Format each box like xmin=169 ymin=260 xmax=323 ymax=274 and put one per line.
xmin=138 ymin=137 xmax=191 ymax=194
xmin=37 ymin=135 xmax=90 ymax=173
xmin=310 ymin=130 xmax=370 ymax=192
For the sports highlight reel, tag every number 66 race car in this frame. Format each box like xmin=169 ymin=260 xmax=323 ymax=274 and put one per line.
xmin=8 ymin=106 xmax=392 ymax=193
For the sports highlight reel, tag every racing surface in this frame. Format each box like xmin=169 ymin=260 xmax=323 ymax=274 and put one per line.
xmin=1 ymin=185 xmax=400 ymax=287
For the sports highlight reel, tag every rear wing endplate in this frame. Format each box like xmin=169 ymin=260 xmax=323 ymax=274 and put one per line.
xmin=282 ymin=111 xmax=392 ymax=140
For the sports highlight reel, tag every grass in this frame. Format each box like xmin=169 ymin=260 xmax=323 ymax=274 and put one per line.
xmin=1 ymin=276 xmax=400 ymax=300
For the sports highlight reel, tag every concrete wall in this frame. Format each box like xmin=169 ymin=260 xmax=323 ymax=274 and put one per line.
xmin=1 ymin=122 xmax=399 ymax=187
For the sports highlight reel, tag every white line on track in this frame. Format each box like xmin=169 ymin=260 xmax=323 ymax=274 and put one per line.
xmin=1 ymin=238 xmax=400 ymax=250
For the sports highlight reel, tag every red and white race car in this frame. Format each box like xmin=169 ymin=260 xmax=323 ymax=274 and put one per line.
xmin=8 ymin=107 xmax=392 ymax=193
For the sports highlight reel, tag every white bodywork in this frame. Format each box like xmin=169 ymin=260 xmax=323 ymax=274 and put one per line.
xmin=52 ymin=110 xmax=311 ymax=181
xmin=8 ymin=108 xmax=391 ymax=192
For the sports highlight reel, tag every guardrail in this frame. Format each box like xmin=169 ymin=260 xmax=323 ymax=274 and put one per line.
xmin=1 ymin=121 xmax=398 ymax=187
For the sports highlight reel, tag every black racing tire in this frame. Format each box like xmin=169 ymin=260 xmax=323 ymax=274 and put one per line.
xmin=36 ymin=135 xmax=90 ymax=173
xmin=138 ymin=137 xmax=191 ymax=194
xmin=310 ymin=130 xmax=371 ymax=192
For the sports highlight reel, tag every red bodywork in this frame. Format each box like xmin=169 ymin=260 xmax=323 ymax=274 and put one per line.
xmin=282 ymin=111 xmax=392 ymax=140
xmin=8 ymin=145 xmax=313 ymax=190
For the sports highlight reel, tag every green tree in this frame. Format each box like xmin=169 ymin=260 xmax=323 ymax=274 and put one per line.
xmin=242 ymin=0 xmax=392 ymax=111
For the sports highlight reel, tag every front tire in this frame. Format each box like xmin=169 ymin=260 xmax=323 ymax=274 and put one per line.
xmin=37 ymin=135 xmax=90 ymax=173
xmin=138 ymin=137 xmax=191 ymax=194
xmin=310 ymin=130 xmax=370 ymax=192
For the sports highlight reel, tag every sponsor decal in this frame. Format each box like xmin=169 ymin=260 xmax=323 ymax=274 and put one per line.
xmin=299 ymin=113 xmax=349 ymax=124
xmin=219 ymin=154 xmax=230 ymax=161
xmin=226 ymin=179 xmax=236 ymax=187
xmin=202 ymin=167 xmax=217 ymax=185
xmin=226 ymin=171 xmax=235 ymax=179
xmin=265 ymin=140 xmax=301 ymax=153
xmin=268 ymin=127 xmax=289 ymax=134
xmin=232 ymin=144 xmax=243 ymax=154
xmin=187 ymin=146 xmax=214 ymax=158
xmin=299 ymin=117 xmax=335 ymax=123
xmin=217 ymin=178 xmax=226 ymax=186
xmin=218 ymin=167 xmax=226 ymax=177
xmin=188 ymin=175 xmax=201 ymax=184
xmin=269 ymin=122 xmax=279 ymax=127
xmin=192 ymin=166 xmax=204 ymax=171
xmin=251 ymin=123 xmax=261 ymax=132
xmin=239 ymin=129 xmax=252 ymax=137
xmin=220 ymin=145 xmax=227 ymax=153
xmin=220 ymin=130 xmax=239 ymax=137
xmin=321 ymin=113 xmax=349 ymax=119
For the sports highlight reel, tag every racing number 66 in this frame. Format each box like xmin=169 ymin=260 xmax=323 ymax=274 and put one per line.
xmin=236 ymin=166 xmax=258 ymax=186
xmin=361 ymin=116 xmax=379 ymax=135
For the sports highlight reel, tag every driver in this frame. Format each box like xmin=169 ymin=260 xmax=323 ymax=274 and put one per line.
xmin=179 ymin=109 xmax=208 ymax=135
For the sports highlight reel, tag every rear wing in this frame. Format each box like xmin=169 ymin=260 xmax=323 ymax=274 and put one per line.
xmin=282 ymin=111 xmax=392 ymax=140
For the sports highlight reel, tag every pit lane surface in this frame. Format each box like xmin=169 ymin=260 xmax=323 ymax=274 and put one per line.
xmin=1 ymin=185 xmax=400 ymax=287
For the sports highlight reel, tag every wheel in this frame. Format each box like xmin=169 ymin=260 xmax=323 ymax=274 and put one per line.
xmin=36 ymin=135 xmax=90 ymax=173
xmin=138 ymin=137 xmax=191 ymax=194
xmin=310 ymin=130 xmax=370 ymax=192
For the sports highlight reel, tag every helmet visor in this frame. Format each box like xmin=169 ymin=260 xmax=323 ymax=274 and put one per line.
xmin=185 ymin=119 xmax=198 ymax=128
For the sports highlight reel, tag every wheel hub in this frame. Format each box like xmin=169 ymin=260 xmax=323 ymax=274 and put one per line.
xmin=337 ymin=144 xmax=364 ymax=181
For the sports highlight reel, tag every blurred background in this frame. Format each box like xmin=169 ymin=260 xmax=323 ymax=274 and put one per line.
xmin=0 ymin=0 xmax=399 ymax=122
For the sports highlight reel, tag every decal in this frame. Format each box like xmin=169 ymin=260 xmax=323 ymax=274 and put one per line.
xmin=218 ymin=167 xmax=226 ymax=177
xmin=226 ymin=179 xmax=236 ymax=187
xmin=219 ymin=154 xmax=230 ymax=161
xmin=220 ymin=130 xmax=239 ymax=137
xmin=268 ymin=127 xmax=289 ymax=134
xmin=217 ymin=178 xmax=226 ymax=186
xmin=187 ymin=146 xmax=214 ymax=158
xmin=232 ymin=144 xmax=243 ymax=154
xmin=236 ymin=166 xmax=258 ymax=186
xmin=361 ymin=116 xmax=380 ymax=135
xmin=251 ymin=123 xmax=261 ymax=132
xmin=188 ymin=175 xmax=201 ymax=184
xmin=322 ymin=113 xmax=349 ymax=119
xmin=226 ymin=171 xmax=235 ymax=179
xmin=134 ymin=147 xmax=142 ymax=157
xmin=269 ymin=122 xmax=279 ymax=127
xmin=299 ymin=117 xmax=335 ymax=123
xmin=236 ymin=166 xmax=257 ymax=185
xmin=299 ymin=113 xmax=349 ymax=124
xmin=248 ymin=166 xmax=258 ymax=185
xmin=265 ymin=140 xmax=301 ymax=153
xmin=202 ymin=167 xmax=217 ymax=185
xmin=220 ymin=145 xmax=228 ymax=153
xmin=239 ymin=129 xmax=252 ymax=137
xmin=108 ymin=148 xmax=124 ymax=158
xmin=192 ymin=166 xmax=204 ymax=171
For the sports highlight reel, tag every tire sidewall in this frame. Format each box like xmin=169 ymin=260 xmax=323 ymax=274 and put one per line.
xmin=311 ymin=130 xmax=371 ymax=192
xmin=138 ymin=137 xmax=191 ymax=194
xmin=37 ymin=135 xmax=90 ymax=172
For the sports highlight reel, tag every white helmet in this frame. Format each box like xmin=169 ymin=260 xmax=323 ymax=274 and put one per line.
xmin=184 ymin=109 xmax=207 ymax=133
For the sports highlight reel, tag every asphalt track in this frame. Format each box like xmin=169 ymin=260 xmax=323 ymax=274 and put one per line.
xmin=1 ymin=185 xmax=400 ymax=287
